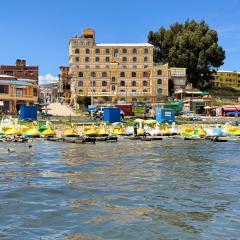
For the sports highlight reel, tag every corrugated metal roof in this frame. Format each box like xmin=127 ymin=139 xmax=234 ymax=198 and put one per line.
xmin=0 ymin=80 xmax=34 ymax=86
xmin=0 ymin=74 xmax=16 ymax=79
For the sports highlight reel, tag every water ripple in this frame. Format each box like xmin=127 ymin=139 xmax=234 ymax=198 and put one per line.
xmin=0 ymin=140 xmax=239 ymax=239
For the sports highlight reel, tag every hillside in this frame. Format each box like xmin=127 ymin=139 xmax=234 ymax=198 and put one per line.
xmin=209 ymin=87 xmax=240 ymax=106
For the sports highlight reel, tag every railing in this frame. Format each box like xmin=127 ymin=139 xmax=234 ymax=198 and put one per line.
xmin=0 ymin=93 xmax=37 ymax=99
xmin=86 ymin=91 xmax=151 ymax=96
xmin=182 ymin=96 xmax=212 ymax=102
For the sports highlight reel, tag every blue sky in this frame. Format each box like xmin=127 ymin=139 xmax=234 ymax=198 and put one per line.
xmin=0 ymin=0 xmax=240 ymax=83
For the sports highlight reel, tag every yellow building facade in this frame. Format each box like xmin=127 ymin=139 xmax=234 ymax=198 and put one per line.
xmin=212 ymin=70 xmax=240 ymax=88
xmin=0 ymin=75 xmax=38 ymax=113
xmin=69 ymin=29 xmax=186 ymax=106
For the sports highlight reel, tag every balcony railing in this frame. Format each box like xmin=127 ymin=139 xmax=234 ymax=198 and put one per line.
xmin=85 ymin=91 xmax=151 ymax=96
xmin=0 ymin=93 xmax=37 ymax=99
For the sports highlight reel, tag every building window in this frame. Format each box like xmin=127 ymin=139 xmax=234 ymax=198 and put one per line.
xmin=75 ymin=57 xmax=79 ymax=62
xmin=112 ymin=77 xmax=116 ymax=82
xmin=79 ymin=72 xmax=83 ymax=77
xmin=102 ymin=89 xmax=107 ymax=92
xmin=92 ymin=80 xmax=96 ymax=87
xmin=75 ymin=48 xmax=79 ymax=54
xmin=78 ymin=89 xmax=83 ymax=94
xmin=95 ymin=57 xmax=99 ymax=62
xmin=158 ymin=88 xmax=162 ymax=94
xmin=143 ymin=71 xmax=148 ymax=77
xmin=143 ymin=97 xmax=149 ymax=102
xmin=157 ymin=79 xmax=162 ymax=84
xmin=122 ymin=48 xmax=127 ymax=54
xmin=91 ymin=72 xmax=96 ymax=77
xmin=95 ymin=48 xmax=100 ymax=54
xmin=132 ymin=48 xmax=137 ymax=54
xmin=120 ymin=97 xmax=126 ymax=101
xmin=144 ymin=48 xmax=148 ymax=54
xmin=143 ymin=89 xmax=147 ymax=93
xmin=105 ymin=48 xmax=110 ymax=54
xmin=120 ymin=72 xmax=125 ymax=78
xmin=133 ymin=57 xmax=137 ymax=62
xmin=112 ymin=85 xmax=116 ymax=91
xmin=132 ymin=72 xmax=136 ymax=77
xmin=102 ymin=81 xmax=107 ymax=86
xmin=85 ymin=57 xmax=89 ymax=62
xmin=102 ymin=72 xmax=107 ymax=77
xmin=120 ymin=90 xmax=125 ymax=92
xmin=33 ymin=88 xmax=38 ymax=96
xmin=157 ymin=70 xmax=162 ymax=75
xmin=132 ymin=90 xmax=136 ymax=92
xmin=122 ymin=57 xmax=127 ymax=62
xmin=143 ymin=80 xmax=147 ymax=86
xmin=106 ymin=57 xmax=110 ymax=62
xmin=114 ymin=49 xmax=118 ymax=57
xmin=78 ymin=81 xmax=83 ymax=87
xmin=86 ymin=48 xmax=90 ymax=54
xmin=16 ymin=88 xmax=23 ymax=97
xmin=120 ymin=80 xmax=125 ymax=86
xmin=132 ymin=97 xmax=137 ymax=102
xmin=144 ymin=57 xmax=148 ymax=62
xmin=132 ymin=81 xmax=136 ymax=86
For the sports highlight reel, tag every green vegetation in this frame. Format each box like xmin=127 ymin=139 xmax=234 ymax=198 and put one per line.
xmin=148 ymin=19 xmax=225 ymax=88
xmin=76 ymin=96 xmax=91 ymax=108
xmin=133 ymin=106 xmax=145 ymax=116
xmin=209 ymin=87 xmax=240 ymax=105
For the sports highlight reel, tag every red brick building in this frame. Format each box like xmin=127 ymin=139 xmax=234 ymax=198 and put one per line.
xmin=0 ymin=59 xmax=38 ymax=81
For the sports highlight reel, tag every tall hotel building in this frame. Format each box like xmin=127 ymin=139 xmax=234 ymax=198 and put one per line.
xmin=68 ymin=29 xmax=186 ymax=106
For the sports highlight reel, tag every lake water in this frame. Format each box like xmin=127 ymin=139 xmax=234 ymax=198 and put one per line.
xmin=0 ymin=139 xmax=240 ymax=240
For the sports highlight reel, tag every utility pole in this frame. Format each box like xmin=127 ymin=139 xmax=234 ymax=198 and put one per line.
xmin=91 ymin=76 xmax=93 ymax=106
xmin=90 ymin=73 xmax=94 ymax=119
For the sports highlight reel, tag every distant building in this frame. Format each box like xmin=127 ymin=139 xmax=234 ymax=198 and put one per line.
xmin=0 ymin=59 xmax=38 ymax=82
xmin=0 ymin=59 xmax=39 ymax=113
xmin=39 ymin=83 xmax=59 ymax=104
xmin=174 ymin=88 xmax=212 ymax=114
xmin=0 ymin=75 xmax=38 ymax=113
xmin=169 ymin=67 xmax=187 ymax=91
xmin=67 ymin=28 xmax=187 ymax=107
xmin=212 ymin=70 xmax=240 ymax=88
xmin=59 ymin=66 xmax=71 ymax=103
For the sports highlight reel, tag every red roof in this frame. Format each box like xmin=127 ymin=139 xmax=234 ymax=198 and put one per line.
xmin=222 ymin=105 xmax=240 ymax=111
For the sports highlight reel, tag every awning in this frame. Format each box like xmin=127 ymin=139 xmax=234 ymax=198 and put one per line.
xmin=223 ymin=106 xmax=240 ymax=111
xmin=185 ymin=91 xmax=209 ymax=95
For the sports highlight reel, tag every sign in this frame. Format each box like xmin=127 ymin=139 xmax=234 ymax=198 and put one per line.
xmin=165 ymin=111 xmax=172 ymax=117
xmin=0 ymin=101 xmax=3 ymax=106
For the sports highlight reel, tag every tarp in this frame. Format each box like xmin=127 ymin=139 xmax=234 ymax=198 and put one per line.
xmin=85 ymin=106 xmax=97 ymax=111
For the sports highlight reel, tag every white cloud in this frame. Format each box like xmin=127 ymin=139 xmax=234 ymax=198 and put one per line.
xmin=39 ymin=73 xmax=58 ymax=85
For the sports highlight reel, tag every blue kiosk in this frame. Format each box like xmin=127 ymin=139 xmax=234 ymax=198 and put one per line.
xmin=156 ymin=108 xmax=175 ymax=123
xmin=19 ymin=105 xmax=37 ymax=121
xmin=103 ymin=107 xmax=120 ymax=123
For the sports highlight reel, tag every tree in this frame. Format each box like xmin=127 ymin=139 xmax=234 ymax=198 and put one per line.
xmin=148 ymin=20 xmax=225 ymax=88
xmin=76 ymin=96 xmax=91 ymax=108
